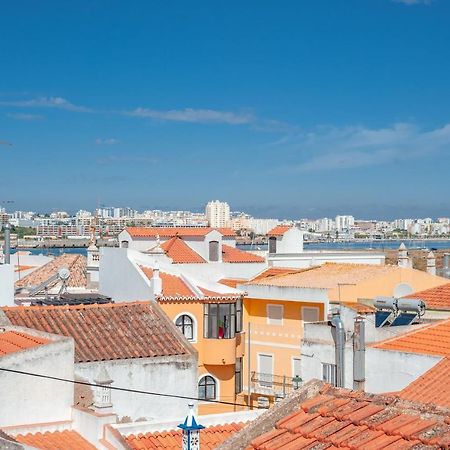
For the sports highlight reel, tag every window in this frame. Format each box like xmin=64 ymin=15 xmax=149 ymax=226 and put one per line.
xmin=204 ymin=303 xmax=236 ymax=339
xmin=258 ymin=354 xmax=273 ymax=387
xmin=198 ymin=375 xmax=217 ymax=400
xmin=209 ymin=240 xmax=219 ymax=262
xmin=175 ymin=314 xmax=194 ymax=341
xmin=268 ymin=236 xmax=277 ymax=254
xmin=267 ymin=304 xmax=283 ymax=326
xmin=292 ymin=358 xmax=301 ymax=379
xmin=235 ymin=358 xmax=243 ymax=394
xmin=322 ymin=363 xmax=337 ymax=386
xmin=236 ymin=298 xmax=243 ymax=333
xmin=301 ymin=307 xmax=320 ymax=322
xmin=121 ymin=240 xmax=129 ymax=248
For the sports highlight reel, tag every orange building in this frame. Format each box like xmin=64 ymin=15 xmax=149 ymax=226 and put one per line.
xmin=139 ymin=266 xmax=246 ymax=414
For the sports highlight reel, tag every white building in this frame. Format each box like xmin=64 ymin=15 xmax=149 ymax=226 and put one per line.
xmin=300 ymin=304 xmax=441 ymax=394
xmin=335 ymin=215 xmax=354 ymax=232
xmin=1 ymin=301 xmax=199 ymax=423
xmin=205 ymin=200 xmax=230 ymax=228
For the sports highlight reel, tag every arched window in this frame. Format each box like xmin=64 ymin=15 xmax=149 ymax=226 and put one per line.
xmin=175 ymin=314 xmax=194 ymax=341
xmin=268 ymin=237 xmax=277 ymax=254
xmin=209 ymin=240 xmax=219 ymax=262
xmin=121 ymin=240 xmax=129 ymax=248
xmin=198 ymin=375 xmax=217 ymax=400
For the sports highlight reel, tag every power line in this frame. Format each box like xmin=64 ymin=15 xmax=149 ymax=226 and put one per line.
xmin=0 ymin=367 xmax=265 ymax=410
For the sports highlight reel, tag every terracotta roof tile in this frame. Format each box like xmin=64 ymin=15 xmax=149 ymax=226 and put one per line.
xmin=246 ymin=263 xmax=404 ymax=289
xmin=140 ymin=267 xmax=197 ymax=297
xmin=373 ymin=318 xmax=450 ymax=356
xmin=340 ymin=302 xmax=376 ymax=314
xmin=15 ymin=254 xmax=87 ymax=289
xmin=125 ymin=422 xmax=245 ymax=449
xmin=126 ymin=227 xmax=236 ymax=238
xmin=251 ymin=267 xmax=305 ymax=282
xmin=160 ymin=236 xmax=206 ymax=263
xmin=222 ymin=245 xmax=265 ymax=263
xmin=15 ymin=430 xmax=97 ymax=450
xmin=245 ymin=385 xmax=450 ymax=450
xmin=0 ymin=331 xmax=49 ymax=356
xmin=267 ymin=225 xmax=292 ymax=236
xmin=2 ymin=301 xmax=189 ymax=363
xmin=398 ymin=357 xmax=450 ymax=408
xmin=218 ymin=278 xmax=247 ymax=288
xmin=403 ymin=282 xmax=450 ymax=310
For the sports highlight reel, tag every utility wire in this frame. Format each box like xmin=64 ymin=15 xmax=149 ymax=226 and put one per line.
xmin=0 ymin=367 xmax=266 ymax=410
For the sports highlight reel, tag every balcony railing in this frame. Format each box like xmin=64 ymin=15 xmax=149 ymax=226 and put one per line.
xmin=250 ymin=371 xmax=302 ymax=398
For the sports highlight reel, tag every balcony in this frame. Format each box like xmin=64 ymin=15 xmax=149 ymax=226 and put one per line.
xmin=202 ymin=337 xmax=236 ymax=365
xmin=250 ymin=371 xmax=302 ymax=398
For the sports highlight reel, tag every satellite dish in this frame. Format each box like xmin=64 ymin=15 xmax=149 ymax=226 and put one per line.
xmin=394 ymin=283 xmax=413 ymax=298
xmin=58 ymin=267 xmax=71 ymax=281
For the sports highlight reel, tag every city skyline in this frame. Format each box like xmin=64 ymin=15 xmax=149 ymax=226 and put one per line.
xmin=1 ymin=1 xmax=450 ymax=218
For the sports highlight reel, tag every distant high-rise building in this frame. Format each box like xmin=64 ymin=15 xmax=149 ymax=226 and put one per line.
xmin=205 ymin=200 xmax=230 ymax=228
xmin=335 ymin=215 xmax=355 ymax=231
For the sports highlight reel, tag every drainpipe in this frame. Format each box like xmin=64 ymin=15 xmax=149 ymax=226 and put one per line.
xmin=353 ymin=316 xmax=365 ymax=391
xmin=4 ymin=223 xmax=11 ymax=265
xmin=330 ymin=310 xmax=345 ymax=388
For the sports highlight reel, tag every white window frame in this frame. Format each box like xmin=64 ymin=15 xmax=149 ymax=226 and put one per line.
xmin=198 ymin=373 xmax=220 ymax=402
xmin=301 ymin=306 xmax=320 ymax=322
xmin=174 ymin=312 xmax=197 ymax=343
xmin=257 ymin=352 xmax=274 ymax=387
xmin=291 ymin=357 xmax=301 ymax=379
xmin=266 ymin=304 xmax=284 ymax=326
xmin=322 ymin=362 xmax=337 ymax=387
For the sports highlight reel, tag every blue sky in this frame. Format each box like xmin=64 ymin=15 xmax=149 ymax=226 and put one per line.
xmin=1 ymin=0 xmax=449 ymax=219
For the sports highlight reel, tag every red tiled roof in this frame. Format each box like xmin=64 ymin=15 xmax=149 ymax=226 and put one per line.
xmin=373 ymin=318 xmax=450 ymax=356
xmin=243 ymin=383 xmax=450 ymax=450
xmin=15 ymin=254 xmax=87 ymax=289
xmin=222 ymin=245 xmax=265 ymax=263
xmin=398 ymin=357 xmax=450 ymax=408
xmin=126 ymin=227 xmax=236 ymax=238
xmin=160 ymin=236 xmax=206 ymax=263
xmin=140 ymin=267 xmax=197 ymax=297
xmin=251 ymin=267 xmax=305 ymax=282
xmin=218 ymin=278 xmax=246 ymax=288
xmin=267 ymin=225 xmax=291 ymax=236
xmin=2 ymin=302 xmax=190 ymax=363
xmin=0 ymin=331 xmax=49 ymax=356
xmin=125 ymin=422 xmax=245 ymax=450
xmin=15 ymin=430 xmax=96 ymax=450
xmin=404 ymin=283 xmax=450 ymax=310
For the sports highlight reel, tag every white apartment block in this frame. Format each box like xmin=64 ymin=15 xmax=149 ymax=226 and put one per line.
xmin=205 ymin=200 xmax=230 ymax=228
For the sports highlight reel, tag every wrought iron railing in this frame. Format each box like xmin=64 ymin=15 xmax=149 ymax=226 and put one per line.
xmin=250 ymin=371 xmax=302 ymax=398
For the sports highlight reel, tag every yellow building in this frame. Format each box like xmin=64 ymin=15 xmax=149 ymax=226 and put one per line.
xmin=237 ymin=263 xmax=448 ymax=407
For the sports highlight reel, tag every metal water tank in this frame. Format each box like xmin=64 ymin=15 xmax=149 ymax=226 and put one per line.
xmin=374 ymin=296 xmax=397 ymax=311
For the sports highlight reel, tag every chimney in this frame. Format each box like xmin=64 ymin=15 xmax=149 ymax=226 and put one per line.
xmin=397 ymin=242 xmax=410 ymax=268
xmin=178 ymin=403 xmax=204 ymax=450
xmin=353 ymin=316 xmax=365 ymax=391
xmin=3 ymin=223 xmax=11 ymax=265
xmin=330 ymin=310 xmax=345 ymax=388
xmin=426 ymin=251 xmax=436 ymax=276
xmin=93 ymin=366 xmax=113 ymax=413
xmin=151 ymin=262 xmax=162 ymax=298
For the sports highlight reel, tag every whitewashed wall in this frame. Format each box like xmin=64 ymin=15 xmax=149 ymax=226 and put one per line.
xmin=75 ymin=354 xmax=198 ymax=422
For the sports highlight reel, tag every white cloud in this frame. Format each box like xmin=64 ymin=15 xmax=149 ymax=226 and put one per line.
xmin=124 ymin=107 xmax=255 ymax=125
xmin=0 ymin=96 xmax=92 ymax=112
xmin=6 ymin=113 xmax=44 ymax=121
xmin=95 ymin=138 xmax=120 ymax=145
xmin=279 ymin=122 xmax=450 ymax=172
